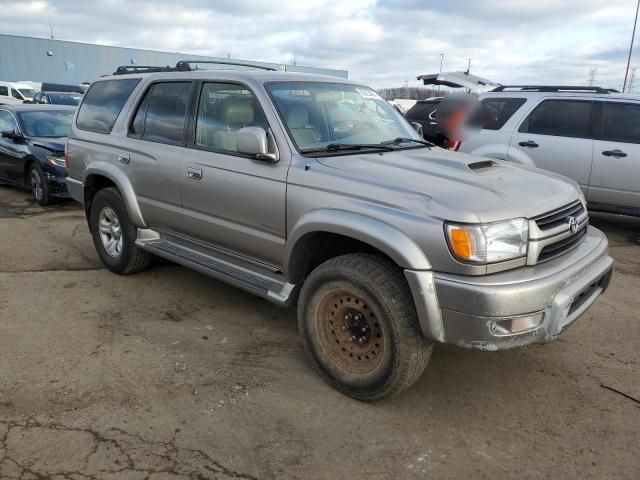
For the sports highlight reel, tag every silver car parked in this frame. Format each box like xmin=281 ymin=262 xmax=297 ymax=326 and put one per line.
xmin=65 ymin=64 xmax=613 ymax=400
xmin=459 ymin=85 xmax=640 ymax=217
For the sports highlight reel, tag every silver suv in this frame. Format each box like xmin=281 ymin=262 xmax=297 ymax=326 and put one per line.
xmin=65 ymin=63 xmax=614 ymax=400
xmin=459 ymin=86 xmax=640 ymax=217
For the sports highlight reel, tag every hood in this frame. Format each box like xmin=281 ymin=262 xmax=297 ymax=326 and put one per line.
xmin=30 ymin=137 xmax=66 ymax=154
xmin=314 ymin=147 xmax=580 ymax=223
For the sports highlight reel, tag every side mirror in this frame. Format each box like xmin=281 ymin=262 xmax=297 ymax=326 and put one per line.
xmin=1 ymin=129 xmax=22 ymax=141
xmin=237 ymin=126 xmax=278 ymax=162
xmin=411 ymin=122 xmax=424 ymax=136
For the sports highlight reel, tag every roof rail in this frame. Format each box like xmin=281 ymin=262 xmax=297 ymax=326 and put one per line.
xmin=113 ymin=64 xmax=189 ymax=75
xmin=175 ymin=60 xmax=277 ymax=72
xmin=113 ymin=60 xmax=278 ymax=76
xmin=491 ymin=85 xmax=610 ymax=94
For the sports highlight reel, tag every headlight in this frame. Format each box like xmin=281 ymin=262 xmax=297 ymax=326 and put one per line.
xmin=445 ymin=218 xmax=528 ymax=264
xmin=47 ymin=155 xmax=66 ymax=167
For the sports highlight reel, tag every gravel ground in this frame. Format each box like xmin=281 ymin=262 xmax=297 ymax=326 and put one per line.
xmin=0 ymin=185 xmax=638 ymax=480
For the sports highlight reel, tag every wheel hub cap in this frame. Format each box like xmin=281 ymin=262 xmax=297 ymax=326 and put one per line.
xmin=98 ymin=207 xmax=123 ymax=257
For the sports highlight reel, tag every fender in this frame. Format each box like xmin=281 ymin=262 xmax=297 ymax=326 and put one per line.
xmin=83 ymin=162 xmax=146 ymax=227
xmin=284 ymin=209 xmax=432 ymax=280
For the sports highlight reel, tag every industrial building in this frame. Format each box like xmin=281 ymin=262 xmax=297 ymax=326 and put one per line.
xmin=0 ymin=34 xmax=348 ymax=86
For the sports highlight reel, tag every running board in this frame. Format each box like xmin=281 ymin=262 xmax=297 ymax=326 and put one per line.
xmin=136 ymin=229 xmax=295 ymax=306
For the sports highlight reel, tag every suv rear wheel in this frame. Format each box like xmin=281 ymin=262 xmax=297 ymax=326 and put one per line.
xmin=89 ymin=187 xmax=152 ymax=274
xmin=298 ymin=253 xmax=432 ymax=401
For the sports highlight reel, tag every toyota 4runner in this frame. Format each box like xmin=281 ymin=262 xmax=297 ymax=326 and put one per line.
xmin=65 ymin=61 xmax=614 ymax=400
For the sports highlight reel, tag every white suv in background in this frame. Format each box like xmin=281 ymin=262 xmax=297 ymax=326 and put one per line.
xmin=459 ymin=86 xmax=640 ymax=217
xmin=0 ymin=81 xmax=36 ymax=104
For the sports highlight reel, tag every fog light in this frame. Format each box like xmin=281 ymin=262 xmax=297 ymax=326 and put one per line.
xmin=490 ymin=312 xmax=545 ymax=336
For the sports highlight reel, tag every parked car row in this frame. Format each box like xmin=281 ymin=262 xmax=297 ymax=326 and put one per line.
xmin=0 ymin=81 xmax=84 ymax=106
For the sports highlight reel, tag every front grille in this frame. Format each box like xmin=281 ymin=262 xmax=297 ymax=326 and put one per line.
xmin=537 ymin=226 xmax=587 ymax=263
xmin=533 ymin=201 xmax=585 ymax=230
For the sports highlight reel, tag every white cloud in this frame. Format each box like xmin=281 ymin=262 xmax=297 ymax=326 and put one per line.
xmin=0 ymin=0 xmax=636 ymax=89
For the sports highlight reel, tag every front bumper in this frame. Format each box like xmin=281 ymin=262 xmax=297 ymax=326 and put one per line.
xmin=45 ymin=173 xmax=71 ymax=198
xmin=405 ymin=226 xmax=613 ymax=350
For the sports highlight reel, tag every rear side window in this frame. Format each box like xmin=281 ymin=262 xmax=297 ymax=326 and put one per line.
xmin=477 ymin=97 xmax=526 ymax=130
xmin=601 ymin=102 xmax=640 ymax=144
xmin=128 ymin=82 xmax=192 ymax=144
xmin=405 ymin=101 xmax=439 ymax=120
xmin=520 ymin=99 xmax=592 ymax=139
xmin=0 ymin=86 xmax=8 ymax=96
xmin=76 ymin=78 xmax=140 ymax=134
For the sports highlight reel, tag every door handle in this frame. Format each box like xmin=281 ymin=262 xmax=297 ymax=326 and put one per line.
xmin=518 ymin=140 xmax=539 ymax=148
xmin=602 ymin=149 xmax=627 ymax=158
xmin=186 ymin=167 xmax=202 ymax=180
xmin=117 ymin=153 xmax=130 ymax=164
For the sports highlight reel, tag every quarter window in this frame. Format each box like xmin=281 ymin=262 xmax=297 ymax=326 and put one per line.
xmin=129 ymin=82 xmax=191 ymax=144
xmin=194 ymin=82 xmax=268 ymax=153
xmin=477 ymin=97 xmax=526 ymax=130
xmin=76 ymin=78 xmax=140 ymax=134
xmin=0 ymin=86 xmax=8 ymax=96
xmin=520 ymin=99 xmax=592 ymax=139
xmin=0 ymin=110 xmax=18 ymax=132
xmin=601 ymin=102 xmax=640 ymax=144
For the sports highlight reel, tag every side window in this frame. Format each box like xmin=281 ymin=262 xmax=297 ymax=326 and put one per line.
xmin=520 ymin=99 xmax=592 ymax=139
xmin=76 ymin=78 xmax=140 ymax=134
xmin=0 ymin=86 xmax=8 ymax=96
xmin=601 ymin=102 xmax=640 ymax=144
xmin=194 ymin=82 xmax=268 ymax=153
xmin=11 ymin=89 xmax=22 ymax=100
xmin=477 ymin=97 xmax=526 ymax=130
xmin=128 ymin=82 xmax=191 ymax=144
xmin=0 ymin=111 xmax=18 ymax=132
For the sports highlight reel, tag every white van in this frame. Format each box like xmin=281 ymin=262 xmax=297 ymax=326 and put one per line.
xmin=0 ymin=82 xmax=37 ymax=104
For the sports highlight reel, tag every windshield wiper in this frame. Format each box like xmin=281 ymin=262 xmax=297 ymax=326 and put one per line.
xmin=380 ymin=137 xmax=435 ymax=147
xmin=301 ymin=143 xmax=396 ymax=154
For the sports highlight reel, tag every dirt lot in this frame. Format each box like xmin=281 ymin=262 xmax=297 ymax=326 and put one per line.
xmin=0 ymin=185 xmax=638 ymax=480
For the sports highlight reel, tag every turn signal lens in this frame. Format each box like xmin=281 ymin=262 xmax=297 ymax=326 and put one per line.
xmin=449 ymin=228 xmax=472 ymax=259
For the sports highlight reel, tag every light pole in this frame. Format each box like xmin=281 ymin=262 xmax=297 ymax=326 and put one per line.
xmin=623 ymin=0 xmax=640 ymax=93
xmin=437 ymin=54 xmax=444 ymax=95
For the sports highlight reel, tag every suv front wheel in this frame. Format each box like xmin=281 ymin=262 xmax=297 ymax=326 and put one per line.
xmin=298 ymin=253 xmax=432 ymax=401
xmin=89 ymin=187 xmax=152 ymax=274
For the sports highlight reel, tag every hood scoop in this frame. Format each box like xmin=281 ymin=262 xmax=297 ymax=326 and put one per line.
xmin=468 ymin=160 xmax=498 ymax=171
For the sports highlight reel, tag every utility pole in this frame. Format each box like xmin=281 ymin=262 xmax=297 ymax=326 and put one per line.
xmin=466 ymin=58 xmax=472 ymax=74
xmin=623 ymin=0 xmax=640 ymax=93
xmin=588 ymin=67 xmax=598 ymax=87
xmin=437 ymin=53 xmax=445 ymax=95
xmin=50 ymin=24 xmax=54 ymax=40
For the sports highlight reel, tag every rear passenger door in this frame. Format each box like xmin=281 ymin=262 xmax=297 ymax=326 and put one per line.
xmin=180 ymin=82 xmax=288 ymax=267
xmin=589 ymin=100 xmax=640 ymax=212
xmin=118 ymin=81 xmax=194 ymax=233
xmin=509 ymin=99 xmax=595 ymax=194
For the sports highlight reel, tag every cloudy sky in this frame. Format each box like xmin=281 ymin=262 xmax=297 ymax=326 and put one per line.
xmin=2 ymin=0 xmax=639 ymax=89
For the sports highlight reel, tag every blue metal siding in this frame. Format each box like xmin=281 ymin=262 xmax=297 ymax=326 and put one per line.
xmin=0 ymin=34 xmax=348 ymax=85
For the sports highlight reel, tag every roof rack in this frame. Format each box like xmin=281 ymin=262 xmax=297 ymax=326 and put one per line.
xmin=175 ymin=60 xmax=277 ymax=72
xmin=112 ymin=60 xmax=277 ymax=75
xmin=491 ymin=85 xmax=610 ymax=94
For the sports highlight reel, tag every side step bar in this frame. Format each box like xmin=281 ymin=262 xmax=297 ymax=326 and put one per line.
xmin=136 ymin=230 xmax=295 ymax=306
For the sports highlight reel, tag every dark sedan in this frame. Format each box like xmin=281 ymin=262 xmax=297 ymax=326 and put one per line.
xmin=0 ymin=104 xmax=74 ymax=205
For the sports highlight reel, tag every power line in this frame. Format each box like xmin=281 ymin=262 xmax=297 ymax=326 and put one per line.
xmin=623 ymin=0 xmax=640 ymax=93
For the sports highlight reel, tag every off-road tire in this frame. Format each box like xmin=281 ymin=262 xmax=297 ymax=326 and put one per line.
xmin=89 ymin=187 xmax=152 ymax=274
xmin=298 ymin=253 xmax=432 ymax=401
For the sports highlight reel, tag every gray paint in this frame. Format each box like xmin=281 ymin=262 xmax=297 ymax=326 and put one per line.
xmin=0 ymin=34 xmax=348 ymax=85
xmin=66 ymin=69 xmax=614 ymax=350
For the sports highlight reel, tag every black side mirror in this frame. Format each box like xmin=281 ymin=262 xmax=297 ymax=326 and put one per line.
xmin=1 ymin=130 xmax=23 ymax=142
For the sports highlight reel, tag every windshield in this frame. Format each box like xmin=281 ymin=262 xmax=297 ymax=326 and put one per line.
xmin=48 ymin=94 xmax=82 ymax=106
xmin=267 ymin=82 xmax=422 ymax=153
xmin=18 ymin=88 xmax=36 ymax=99
xmin=18 ymin=110 xmax=74 ymax=138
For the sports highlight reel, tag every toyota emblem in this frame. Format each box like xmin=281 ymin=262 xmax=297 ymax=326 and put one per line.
xmin=567 ymin=216 xmax=578 ymax=233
